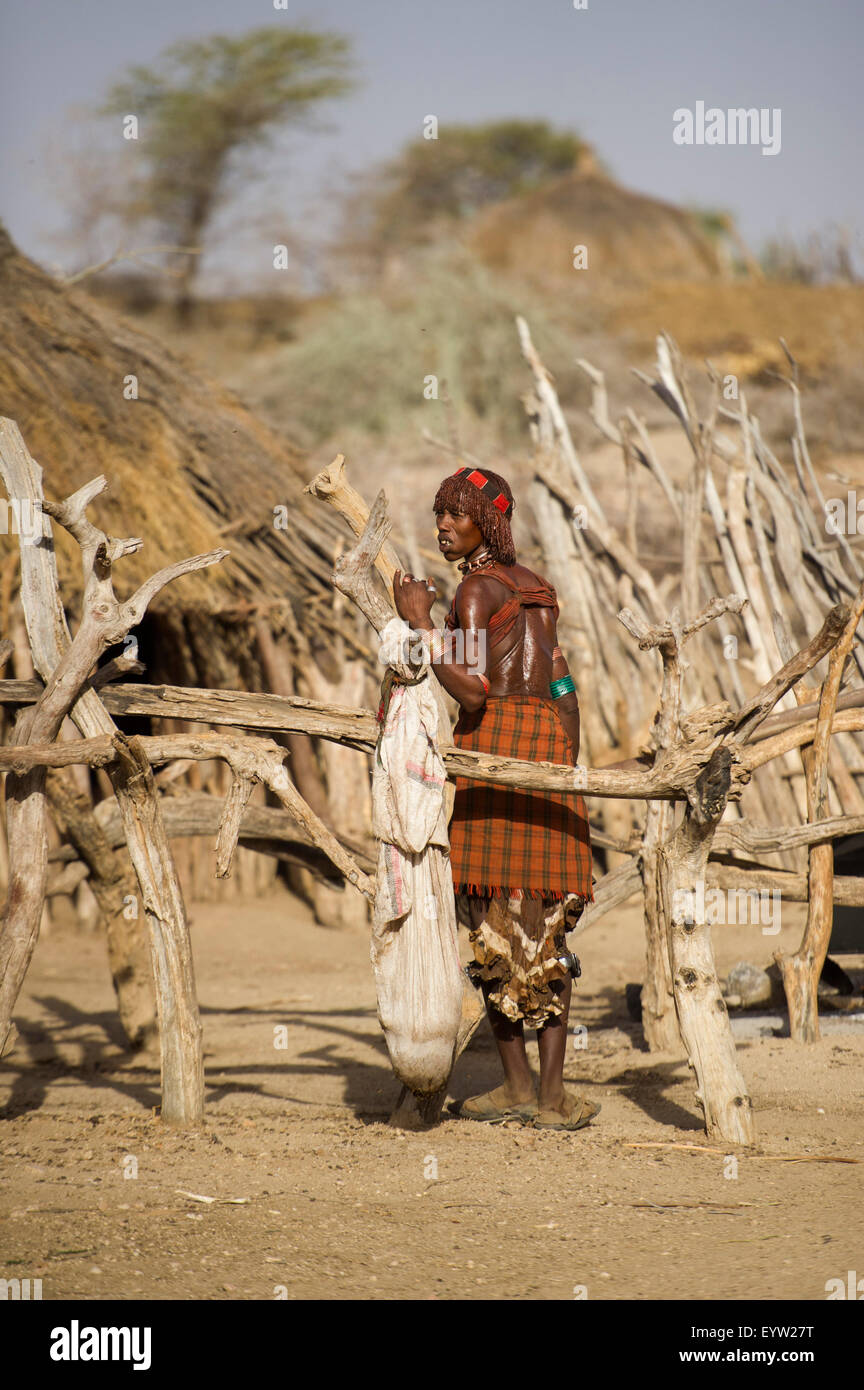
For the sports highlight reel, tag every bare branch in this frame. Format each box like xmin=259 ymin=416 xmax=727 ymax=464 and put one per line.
xmin=215 ymin=771 xmax=257 ymax=878
xmin=733 ymin=603 xmax=851 ymax=743
xmin=120 ymin=548 xmax=229 ymax=630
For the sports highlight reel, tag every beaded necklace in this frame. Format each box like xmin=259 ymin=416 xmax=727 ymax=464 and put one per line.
xmin=457 ymin=547 xmax=496 ymax=575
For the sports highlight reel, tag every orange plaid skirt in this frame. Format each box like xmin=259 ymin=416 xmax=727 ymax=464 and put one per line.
xmin=449 ymin=695 xmax=593 ymax=1025
xmin=448 ymin=695 xmax=593 ymax=902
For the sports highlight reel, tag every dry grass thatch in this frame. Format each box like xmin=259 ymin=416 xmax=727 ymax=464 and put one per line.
xmin=0 ymin=226 xmax=387 ymax=920
xmin=467 ymin=169 xmax=723 ymax=285
xmin=0 ymin=225 xmax=349 ymax=641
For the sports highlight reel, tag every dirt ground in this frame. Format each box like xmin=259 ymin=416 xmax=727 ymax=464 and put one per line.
xmin=1 ymin=888 xmax=862 ymax=1302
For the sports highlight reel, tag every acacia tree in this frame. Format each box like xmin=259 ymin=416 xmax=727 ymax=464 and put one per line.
xmin=100 ymin=27 xmax=354 ymax=318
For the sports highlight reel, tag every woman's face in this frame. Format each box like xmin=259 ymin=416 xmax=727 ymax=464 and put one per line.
xmin=435 ymin=508 xmax=485 ymax=563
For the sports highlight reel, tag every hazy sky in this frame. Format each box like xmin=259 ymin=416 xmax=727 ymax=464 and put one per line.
xmin=2 ymin=0 xmax=862 ymax=280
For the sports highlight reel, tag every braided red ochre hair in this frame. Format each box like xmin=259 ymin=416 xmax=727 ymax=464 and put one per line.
xmin=433 ymin=465 xmax=516 ymax=566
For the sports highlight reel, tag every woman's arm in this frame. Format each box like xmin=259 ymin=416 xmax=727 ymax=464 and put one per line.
xmin=550 ymin=644 xmax=581 ymax=762
xmin=393 ymin=570 xmax=497 ymax=713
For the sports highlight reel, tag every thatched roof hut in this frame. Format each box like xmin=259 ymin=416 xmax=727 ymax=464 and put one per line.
xmin=466 ymin=169 xmax=723 ymax=287
xmin=0 ymin=226 xmax=377 ymax=917
xmin=0 ymin=224 xmax=359 ymax=692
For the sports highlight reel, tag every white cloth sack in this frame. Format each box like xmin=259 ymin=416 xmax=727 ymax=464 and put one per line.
xmin=371 ymin=617 xmax=463 ymax=1095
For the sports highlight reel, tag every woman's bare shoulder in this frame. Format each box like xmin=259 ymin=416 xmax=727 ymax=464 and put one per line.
xmin=509 ymin=561 xmax=552 ymax=586
xmin=453 ymin=569 xmax=512 ymax=619
xmin=455 ymin=569 xmax=511 ymax=597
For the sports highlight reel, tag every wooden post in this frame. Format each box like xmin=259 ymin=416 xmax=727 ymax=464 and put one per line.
xmin=0 ymin=417 xmax=226 ymax=1123
xmin=640 ymin=801 xmax=680 ymax=1052
xmin=45 ymin=770 xmax=158 ymax=1052
xmin=620 ymin=598 xmax=754 ymax=1142
xmin=110 ymin=735 xmax=203 ymax=1121
xmin=659 ymin=747 xmax=753 ymax=1144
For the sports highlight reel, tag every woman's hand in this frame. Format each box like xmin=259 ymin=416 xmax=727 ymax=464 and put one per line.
xmin=393 ymin=570 xmax=437 ymax=628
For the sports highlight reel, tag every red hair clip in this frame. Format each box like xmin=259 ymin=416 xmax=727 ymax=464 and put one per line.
xmin=452 ymin=465 xmax=513 ymax=518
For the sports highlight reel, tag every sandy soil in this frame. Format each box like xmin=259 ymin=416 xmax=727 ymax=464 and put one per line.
xmin=1 ymin=888 xmax=862 ymax=1302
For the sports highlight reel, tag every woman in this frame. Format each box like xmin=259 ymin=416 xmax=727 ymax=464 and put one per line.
xmin=393 ymin=464 xmax=598 ymax=1131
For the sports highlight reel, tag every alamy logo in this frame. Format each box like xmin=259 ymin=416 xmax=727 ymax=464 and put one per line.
xmin=672 ymin=882 xmax=781 ymax=935
xmin=0 ymin=497 xmax=43 ymax=542
xmin=378 ymin=626 xmax=487 ymax=671
xmin=50 ymin=1321 xmax=152 ymax=1371
xmin=1 ymin=1277 xmax=42 ymax=1299
xmin=825 ymin=493 xmax=864 ymax=536
xmin=673 ymin=102 xmax=781 ymax=156
xmin=825 ymin=1271 xmax=864 ymax=1300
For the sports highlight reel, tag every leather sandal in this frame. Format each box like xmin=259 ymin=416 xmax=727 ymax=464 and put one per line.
xmin=451 ymin=1085 xmax=538 ymax=1124
xmin=533 ymin=1091 xmax=601 ymax=1131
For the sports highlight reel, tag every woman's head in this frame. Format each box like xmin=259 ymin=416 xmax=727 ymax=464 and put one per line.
xmin=433 ymin=465 xmax=516 ymax=565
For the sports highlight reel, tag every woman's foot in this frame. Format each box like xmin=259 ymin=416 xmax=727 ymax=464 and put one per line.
xmin=533 ymin=1088 xmax=601 ymax=1131
xmin=452 ymin=1082 xmax=538 ymax=1124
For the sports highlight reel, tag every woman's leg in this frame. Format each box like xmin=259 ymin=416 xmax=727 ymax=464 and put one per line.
xmin=537 ymin=975 xmax=572 ymax=1112
xmin=481 ymin=981 xmax=536 ymax=1104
